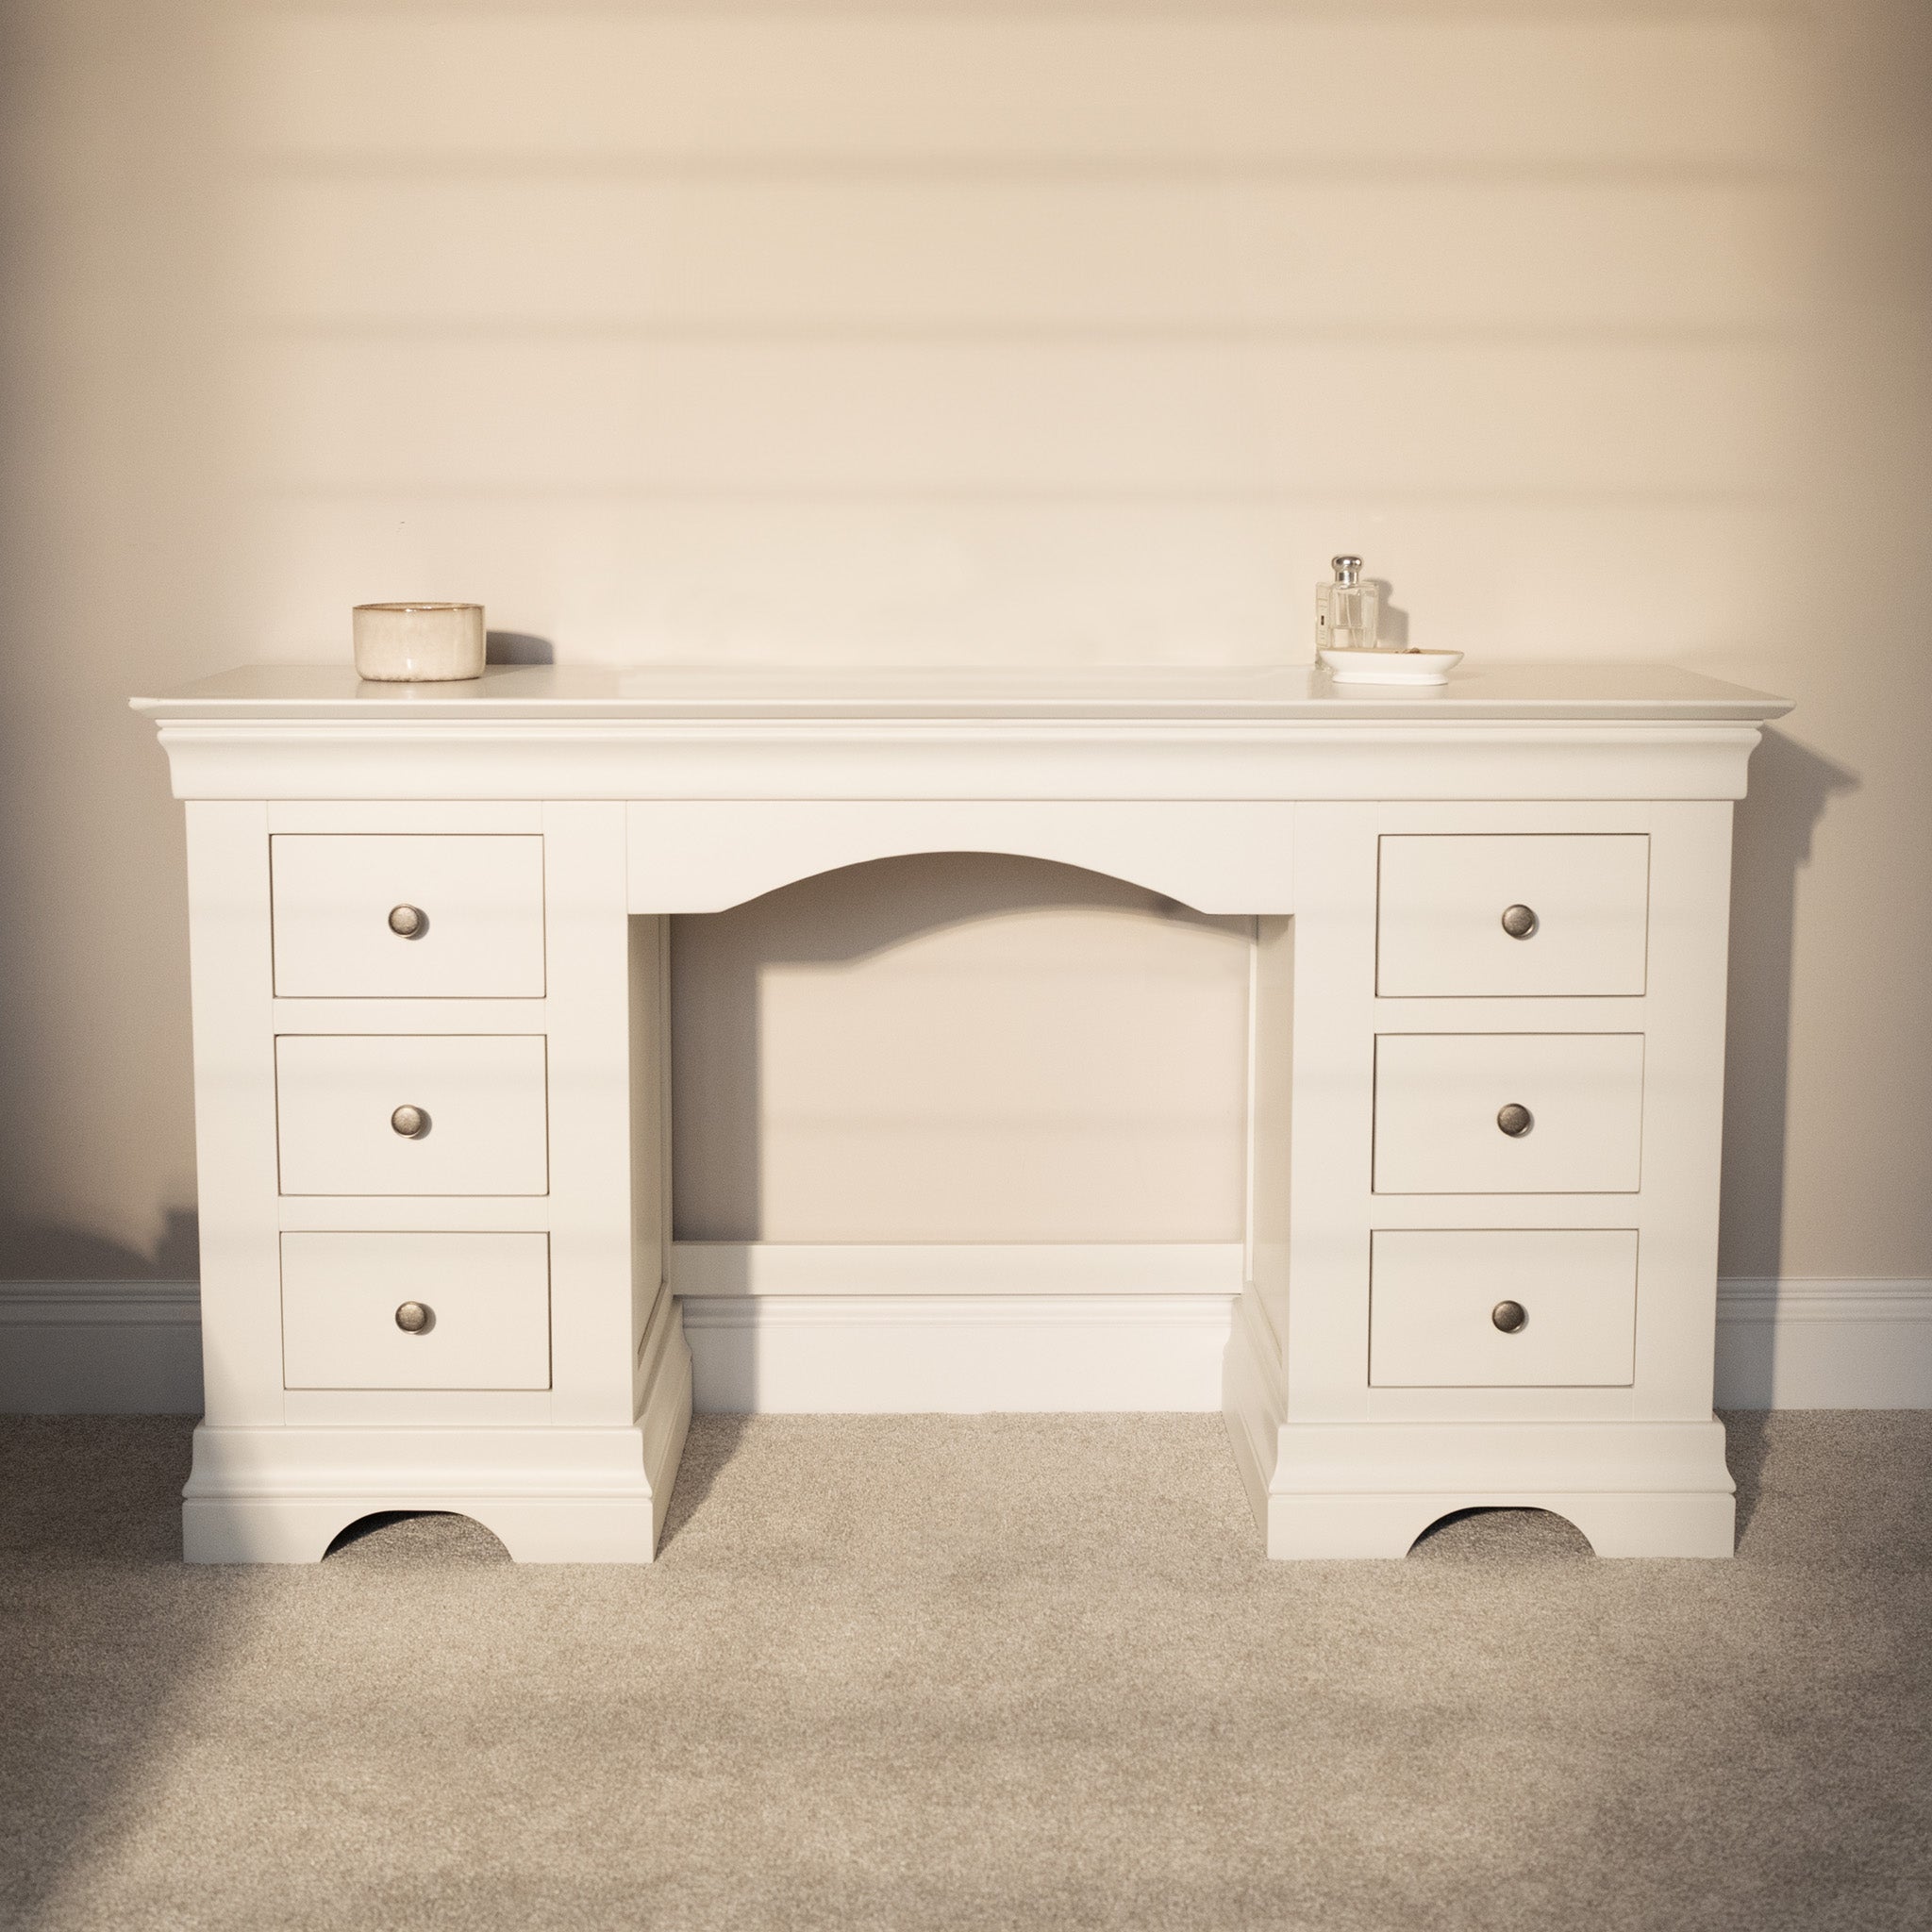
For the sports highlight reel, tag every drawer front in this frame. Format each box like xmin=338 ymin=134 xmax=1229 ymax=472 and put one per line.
xmin=281 ymin=1231 xmax=551 ymax=1391
xmin=276 ymin=1035 xmax=549 ymax=1195
xmin=1374 ymin=1033 xmax=1643 ymax=1193
xmin=1370 ymin=1228 xmax=1637 ymax=1387
xmin=1376 ymin=834 xmax=1649 ymax=997
xmin=271 ymin=834 xmax=545 ymax=998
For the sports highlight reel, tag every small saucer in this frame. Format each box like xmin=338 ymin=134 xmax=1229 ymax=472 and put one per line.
xmin=1319 ymin=647 xmax=1463 ymax=687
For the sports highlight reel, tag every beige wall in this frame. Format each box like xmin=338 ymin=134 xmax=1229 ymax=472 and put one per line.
xmin=2 ymin=2 xmax=1925 ymax=1277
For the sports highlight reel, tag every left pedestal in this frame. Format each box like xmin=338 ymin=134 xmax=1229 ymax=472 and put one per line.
xmin=178 ymin=799 xmax=685 ymax=1563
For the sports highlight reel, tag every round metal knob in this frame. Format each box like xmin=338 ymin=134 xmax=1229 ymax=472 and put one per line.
xmin=388 ymin=904 xmax=426 ymax=939
xmin=394 ymin=1301 xmax=434 ymax=1335
xmin=1501 ymin=904 xmax=1539 ymax=940
xmin=1496 ymin=1102 xmax=1534 ymax=1138
xmin=1491 ymin=1300 xmax=1528 ymax=1335
xmin=391 ymin=1104 xmax=429 ymax=1139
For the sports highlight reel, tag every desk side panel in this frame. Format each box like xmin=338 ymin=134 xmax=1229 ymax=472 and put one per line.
xmin=630 ymin=910 xmax=671 ymax=1417
xmin=184 ymin=801 xmax=284 ymax=1425
xmin=1282 ymin=803 xmax=1381 ymax=1422
xmin=1247 ymin=914 xmax=1294 ymax=1357
xmin=1632 ymin=799 xmax=1735 ymax=1418
xmin=541 ymin=802 xmax=641 ymax=1424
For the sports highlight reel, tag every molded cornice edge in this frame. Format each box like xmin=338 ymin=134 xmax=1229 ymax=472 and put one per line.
xmin=150 ymin=717 xmax=1768 ymax=802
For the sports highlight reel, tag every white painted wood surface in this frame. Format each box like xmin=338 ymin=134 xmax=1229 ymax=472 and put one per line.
xmin=133 ymin=662 xmax=1787 ymax=723
xmin=1372 ymin=1033 xmax=1646 ymax=1195
xmin=1369 ymin=1229 xmax=1638 ymax=1388
xmin=270 ymin=833 xmax=545 ymax=997
xmin=669 ymin=1241 xmax=1242 ymax=1299
xmin=280 ymin=1231 xmax=551 ymax=1391
xmin=275 ymin=1034 xmax=549 ymax=1196
xmin=628 ymin=799 xmax=1295 ymax=916
xmin=183 ymin=801 xmax=284 ymax=1429
xmin=134 ymin=663 xmax=1790 ymax=1561
xmin=1375 ymin=833 xmax=1650 ymax=998
xmin=683 ymin=1294 xmax=1235 ymax=1416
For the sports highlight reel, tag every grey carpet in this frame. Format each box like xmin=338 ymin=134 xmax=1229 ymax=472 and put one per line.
xmin=1 ymin=1411 xmax=1927 ymax=1931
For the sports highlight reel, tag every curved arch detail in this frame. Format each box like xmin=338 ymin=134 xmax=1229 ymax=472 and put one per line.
xmin=625 ymin=800 xmax=1297 ymax=915
xmin=1407 ymin=1504 xmax=1599 ymax=1557
xmin=323 ymin=1509 xmax=511 ymax=1561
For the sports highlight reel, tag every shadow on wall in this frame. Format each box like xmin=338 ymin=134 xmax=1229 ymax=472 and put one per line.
xmin=1719 ymin=728 xmax=1857 ymax=1292
xmin=0 ymin=1208 xmax=198 ymax=1281
xmin=485 ymin=631 xmax=556 ymax=665
xmin=1366 ymin=580 xmax=1410 ymax=649
xmin=668 ymin=850 xmax=1249 ymax=1245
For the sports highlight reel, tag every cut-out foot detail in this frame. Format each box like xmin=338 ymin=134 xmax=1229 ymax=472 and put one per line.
xmin=324 ymin=1510 xmax=511 ymax=1565
xmin=1407 ymin=1506 xmax=1595 ymax=1561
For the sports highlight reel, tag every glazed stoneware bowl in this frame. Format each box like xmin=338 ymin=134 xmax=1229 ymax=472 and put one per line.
xmin=353 ymin=602 xmax=486 ymax=682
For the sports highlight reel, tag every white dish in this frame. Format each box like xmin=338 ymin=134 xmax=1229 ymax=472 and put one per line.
xmin=1319 ymin=647 xmax=1463 ymax=687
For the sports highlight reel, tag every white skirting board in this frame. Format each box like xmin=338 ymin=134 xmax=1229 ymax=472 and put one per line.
xmin=1713 ymin=1278 xmax=1932 ymax=1409
xmin=3 ymin=1265 xmax=1929 ymax=1415
xmin=0 ymin=1282 xmax=206 ymax=1415
xmin=672 ymin=1243 xmax=1241 ymax=1412
xmin=667 ymin=1241 xmax=1244 ymax=1300
xmin=682 ymin=1294 xmax=1238 ymax=1413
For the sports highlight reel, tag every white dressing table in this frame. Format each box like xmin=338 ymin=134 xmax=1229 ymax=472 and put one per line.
xmin=134 ymin=662 xmax=1790 ymax=1562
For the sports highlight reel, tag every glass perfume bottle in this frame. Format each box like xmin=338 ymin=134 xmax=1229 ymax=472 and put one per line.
xmin=1315 ymin=555 xmax=1380 ymax=653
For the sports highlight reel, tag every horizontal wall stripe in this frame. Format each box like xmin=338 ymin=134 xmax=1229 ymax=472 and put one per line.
xmin=248 ymin=485 xmax=1795 ymax=506
xmin=243 ymin=160 xmax=1807 ymax=189
xmin=239 ymin=494 xmax=1799 ymax=664
xmin=241 ymin=17 xmax=1801 ymax=168
xmin=243 ymin=340 xmax=1797 ymax=493
xmin=249 ymin=326 xmax=1801 ymax=348
xmin=242 ymin=178 xmax=1803 ymax=332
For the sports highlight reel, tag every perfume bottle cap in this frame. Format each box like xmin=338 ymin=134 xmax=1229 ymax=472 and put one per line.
xmin=1331 ymin=556 xmax=1363 ymax=585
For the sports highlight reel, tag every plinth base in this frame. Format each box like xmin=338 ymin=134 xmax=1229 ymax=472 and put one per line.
xmin=182 ymin=1337 xmax=691 ymax=1564
xmin=1224 ymin=1293 xmax=1736 ymax=1559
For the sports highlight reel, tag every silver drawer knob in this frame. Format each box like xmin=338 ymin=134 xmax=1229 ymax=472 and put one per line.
xmin=391 ymin=1104 xmax=430 ymax=1139
xmin=388 ymin=904 xmax=426 ymax=938
xmin=1500 ymin=903 xmax=1539 ymax=940
xmin=1491 ymin=1300 xmax=1528 ymax=1334
xmin=394 ymin=1301 xmax=434 ymax=1334
xmin=1496 ymin=1102 xmax=1534 ymax=1137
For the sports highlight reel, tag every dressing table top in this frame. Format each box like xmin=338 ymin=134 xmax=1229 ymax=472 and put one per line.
xmin=134 ymin=661 xmax=1791 ymax=724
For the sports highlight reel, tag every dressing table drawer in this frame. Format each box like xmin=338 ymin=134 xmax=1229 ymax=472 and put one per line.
xmin=281 ymin=1231 xmax=551 ymax=1391
xmin=1369 ymin=1229 xmax=1637 ymax=1387
xmin=1376 ymin=834 xmax=1649 ymax=997
xmin=1374 ymin=1033 xmax=1643 ymax=1193
xmin=275 ymin=1035 xmax=549 ymax=1195
xmin=271 ymin=834 xmax=545 ymax=998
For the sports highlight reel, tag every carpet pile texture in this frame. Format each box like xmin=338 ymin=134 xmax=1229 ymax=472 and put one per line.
xmin=1 ymin=1410 xmax=1927 ymax=1929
